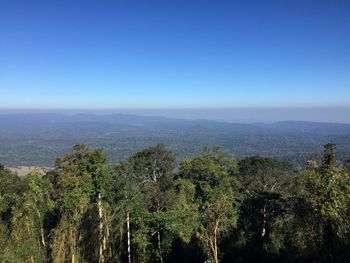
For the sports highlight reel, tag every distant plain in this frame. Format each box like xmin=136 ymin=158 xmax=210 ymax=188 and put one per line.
xmin=1 ymin=113 xmax=350 ymax=167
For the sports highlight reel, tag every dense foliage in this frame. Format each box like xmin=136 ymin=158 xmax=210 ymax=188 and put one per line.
xmin=1 ymin=143 xmax=350 ymax=262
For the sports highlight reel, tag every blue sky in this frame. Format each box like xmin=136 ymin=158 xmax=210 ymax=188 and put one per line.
xmin=0 ymin=0 xmax=350 ymax=109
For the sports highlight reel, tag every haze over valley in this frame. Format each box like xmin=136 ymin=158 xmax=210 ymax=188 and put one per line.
xmin=1 ymin=112 xmax=350 ymax=167
xmin=1 ymin=1 xmax=350 ymax=262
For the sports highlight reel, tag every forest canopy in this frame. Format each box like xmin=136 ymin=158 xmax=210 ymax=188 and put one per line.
xmin=1 ymin=143 xmax=350 ymax=263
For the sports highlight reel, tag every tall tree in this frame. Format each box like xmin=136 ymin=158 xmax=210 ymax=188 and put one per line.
xmin=49 ymin=144 xmax=108 ymax=263
xmin=128 ymin=144 xmax=177 ymax=263
xmin=0 ymin=165 xmax=30 ymax=262
xmin=179 ymin=147 xmax=241 ymax=263
xmin=2 ymin=171 xmax=53 ymax=263
xmin=296 ymin=144 xmax=350 ymax=262
xmin=237 ymin=156 xmax=295 ymax=255
xmin=110 ymin=160 xmax=145 ymax=263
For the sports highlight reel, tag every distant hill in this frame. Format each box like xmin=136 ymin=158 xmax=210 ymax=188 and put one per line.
xmin=1 ymin=113 xmax=350 ymax=167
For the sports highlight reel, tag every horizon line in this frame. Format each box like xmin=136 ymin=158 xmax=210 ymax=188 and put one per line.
xmin=1 ymin=105 xmax=350 ymax=110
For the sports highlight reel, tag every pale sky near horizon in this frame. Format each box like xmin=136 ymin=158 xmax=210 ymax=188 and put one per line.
xmin=0 ymin=0 xmax=350 ymax=109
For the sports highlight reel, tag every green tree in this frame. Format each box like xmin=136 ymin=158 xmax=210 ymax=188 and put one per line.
xmin=49 ymin=144 xmax=109 ymax=263
xmin=0 ymin=165 xmax=28 ymax=262
xmin=296 ymin=144 xmax=350 ymax=262
xmin=110 ymin=160 xmax=145 ymax=263
xmin=179 ymin=147 xmax=241 ymax=263
xmin=3 ymin=171 xmax=53 ymax=263
xmin=237 ymin=156 xmax=295 ymax=256
xmin=128 ymin=144 xmax=180 ymax=263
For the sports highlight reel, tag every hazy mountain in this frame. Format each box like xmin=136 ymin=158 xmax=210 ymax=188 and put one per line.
xmin=1 ymin=113 xmax=350 ymax=167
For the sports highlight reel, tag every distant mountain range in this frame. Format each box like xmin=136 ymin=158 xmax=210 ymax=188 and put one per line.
xmin=1 ymin=113 xmax=350 ymax=167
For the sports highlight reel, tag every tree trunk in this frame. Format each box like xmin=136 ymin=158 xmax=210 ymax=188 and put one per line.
xmin=105 ymin=213 xmax=110 ymax=257
xmin=71 ymin=227 xmax=76 ymax=263
xmin=209 ymin=237 xmax=218 ymax=263
xmin=213 ymin=247 xmax=218 ymax=263
xmin=157 ymin=228 xmax=163 ymax=263
xmin=261 ymin=203 xmax=267 ymax=238
xmin=35 ymin=208 xmax=46 ymax=247
xmin=40 ymin=226 xmax=46 ymax=247
xmin=127 ymin=211 xmax=131 ymax=263
xmin=98 ymin=193 xmax=105 ymax=263
xmin=213 ymin=221 xmax=219 ymax=263
xmin=157 ymin=200 xmax=163 ymax=263
xmin=260 ymin=202 xmax=268 ymax=251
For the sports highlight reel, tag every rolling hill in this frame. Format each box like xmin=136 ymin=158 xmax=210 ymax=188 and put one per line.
xmin=1 ymin=113 xmax=350 ymax=167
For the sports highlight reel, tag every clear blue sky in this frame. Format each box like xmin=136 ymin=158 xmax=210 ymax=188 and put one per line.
xmin=0 ymin=0 xmax=350 ymax=109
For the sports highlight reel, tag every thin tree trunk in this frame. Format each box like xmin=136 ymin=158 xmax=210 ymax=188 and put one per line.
xmin=98 ymin=193 xmax=105 ymax=263
xmin=157 ymin=200 xmax=163 ymax=263
xmin=127 ymin=211 xmax=131 ymax=263
xmin=71 ymin=227 xmax=76 ymax=263
xmin=209 ymin=237 xmax=218 ymax=263
xmin=261 ymin=203 xmax=267 ymax=238
xmin=35 ymin=208 xmax=46 ymax=247
xmin=213 ymin=221 xmax=219 ymax=263
xmin=157 ymin=228 xmax=163 ymax=263
xmin=105 ymin=213 xmax=109 ymax=256
xmin=213 ymin=246 xmax=218 ymax=263
xmin=40 ymin=226 xmax=46 ymax=247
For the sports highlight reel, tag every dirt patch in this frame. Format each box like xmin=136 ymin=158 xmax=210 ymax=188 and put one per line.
xmin=8 ymin=166 xmax=51 ymax=177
